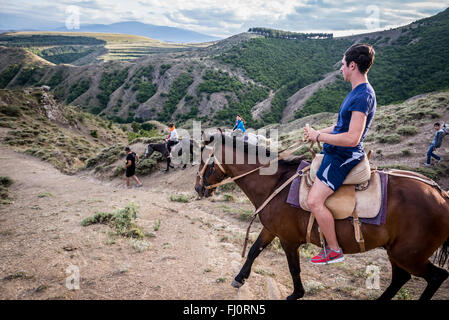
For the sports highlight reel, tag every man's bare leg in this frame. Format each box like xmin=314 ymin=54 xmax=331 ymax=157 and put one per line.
xmin=307 ymin=178 xmax=340 ymax=251
xmin=133 ymin=175 xmax=142 ymax=185
xmin=125 ymin=177 xmax=130 ymax=188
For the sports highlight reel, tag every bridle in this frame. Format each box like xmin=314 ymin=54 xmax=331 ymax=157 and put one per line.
xmin=197 ymin=146 xmax=227 ymax=192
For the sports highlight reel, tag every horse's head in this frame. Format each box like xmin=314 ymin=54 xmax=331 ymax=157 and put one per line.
xmin=145 ymin=144 xmax=153 ymax=158
xmin=194 ymin=132 xmax=227 ymax=198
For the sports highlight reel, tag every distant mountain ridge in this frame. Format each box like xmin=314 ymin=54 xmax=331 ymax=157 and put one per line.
xmin=0 ymin=14 xmax=221 ymax=43
xmin=53 ymin=21 xmax=221 ymax=43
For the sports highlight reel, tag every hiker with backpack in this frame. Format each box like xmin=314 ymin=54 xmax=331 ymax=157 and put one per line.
xmin=124 ymin=146 xmax=143 ymax=188
xmin=424 ymin=122 xmax=445 ymax=166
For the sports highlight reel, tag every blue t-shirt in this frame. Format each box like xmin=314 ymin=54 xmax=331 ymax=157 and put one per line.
xmin=323 ymin=82 xmax=376 ymax=158
xmin=234 ymin=120 xmax=246 ymax=133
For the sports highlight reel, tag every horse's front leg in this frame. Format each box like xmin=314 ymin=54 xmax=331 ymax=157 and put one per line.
xmin=232 ymin=227 xmax=275 ymax=288
xmin=281 ymin=240 xmax=305 ymax=300
xmin=165 ymin=157 xmax=173 ymax=172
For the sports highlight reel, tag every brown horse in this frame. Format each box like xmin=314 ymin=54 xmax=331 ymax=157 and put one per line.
xmin=194 ymin=133 xmax=449 ymax=300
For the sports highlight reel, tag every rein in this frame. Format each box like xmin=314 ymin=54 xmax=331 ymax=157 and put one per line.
xmin=198 ymin=139 xmax=309 ymax=257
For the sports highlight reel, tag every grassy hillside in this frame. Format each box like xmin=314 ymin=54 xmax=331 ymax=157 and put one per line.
xmin=0 ymin=87 xmax=129 ymax=173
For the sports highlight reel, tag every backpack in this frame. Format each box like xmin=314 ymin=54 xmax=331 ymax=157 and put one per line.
xmin=435 ymin=130 xmax=445 ymax=148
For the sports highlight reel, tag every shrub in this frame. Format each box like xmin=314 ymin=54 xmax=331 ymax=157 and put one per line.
xmin=169 ymin=193 xmax=191 ymax=203
xmin=238 ymin=209 xmax=254 ymax=221
xmin=97 ymin=68 xmax=129 ymax=109
xmin=0 ymin=64 xmax=22 ymax=88
xmin=396 ymin=125 xmax=418 ymax=136
xmin=136 ymin=81 xmax=157 ymax=103
xmin=159 ymin=64 xmax=171 ymax=76
xmin=81 ymin=203 xmax=144 ymax=239
xmin=0 ymin=176 xmax=13 ymax=188
xmin=0 ymin=105 xmax=21 ymax=117
xmin=67 ymin=79 xmax=90 ymax=103
xmin=377 ymin=134 xmax=401 ymax=144
xmin=401 ymin=148 xmax=412 ymax=156
xmin=90 ymin=130 xmax=98 ymax=139
xmin=136 ymin=158 xmax=158 ymax=175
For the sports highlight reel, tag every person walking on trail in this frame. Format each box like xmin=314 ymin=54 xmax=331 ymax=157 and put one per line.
xmin=424 ymin=122 xmax=444 ymax=166
xmin=303 ymin=44 xmax=376 ymax=265
xmin=166 ymin=123 xmax=179 ymax=158
xmin=124 ymin=146 xmax=142 ymax=188
xmin=232 ymin=114 xmax=246 ymax=134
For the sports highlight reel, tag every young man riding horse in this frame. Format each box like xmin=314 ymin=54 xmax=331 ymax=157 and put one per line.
xmin=304 ymin=44 xmax=376 ymax=265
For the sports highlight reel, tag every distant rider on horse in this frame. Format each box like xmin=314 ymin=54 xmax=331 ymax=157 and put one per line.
xmin=166 ymin=123 xmax=179 ymax=158
xmin=232 ymin=114 xmax=246 ymax=135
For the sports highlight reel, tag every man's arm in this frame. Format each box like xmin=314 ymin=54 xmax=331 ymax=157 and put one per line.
xmin=308 ymin=112 xmax=366 ymax=147
xmin=318 ymin=125 xmax=335 ymax=134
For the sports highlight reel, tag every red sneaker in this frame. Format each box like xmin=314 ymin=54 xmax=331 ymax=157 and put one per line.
xmin=309 ymin=246 xmax=344 ymax=265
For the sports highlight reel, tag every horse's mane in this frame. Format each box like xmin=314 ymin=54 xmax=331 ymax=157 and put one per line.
xmin=205 ymin=133 xmax=305 ymax=167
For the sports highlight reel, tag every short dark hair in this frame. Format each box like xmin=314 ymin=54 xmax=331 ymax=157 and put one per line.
xmin=344 ymin=44 xmax=375 ymax=74
xmin=434 ymin=122 xmax=441 ymax=127
xmin=169 ymin=123 xmax=174 ymax=128
xmin=125 ymin=146 xmax=131 ymax=151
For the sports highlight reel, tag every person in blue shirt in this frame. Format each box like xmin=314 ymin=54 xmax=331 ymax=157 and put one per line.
xmin=424 ymin=122 xmax=444 ymax=166
xmin=232 ymin=114 xmax=246 ymax=133
xmin=303 ymin=44 xmax=376 ymax=265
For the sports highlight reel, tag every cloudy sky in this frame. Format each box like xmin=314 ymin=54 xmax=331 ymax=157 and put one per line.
xmin=1 ymin=0 xmax=449 ymax=38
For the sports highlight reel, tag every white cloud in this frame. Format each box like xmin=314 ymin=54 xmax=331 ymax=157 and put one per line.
xmin=1 ymin=0 xmax=449 ymax=37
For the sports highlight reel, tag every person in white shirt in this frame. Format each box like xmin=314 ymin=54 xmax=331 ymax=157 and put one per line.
xmin=166 ymin=123 xmax=179 ymax=158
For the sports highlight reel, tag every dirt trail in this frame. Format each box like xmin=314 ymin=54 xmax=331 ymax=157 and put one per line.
xmin=1 ymin=145 xmax=448 ymax=300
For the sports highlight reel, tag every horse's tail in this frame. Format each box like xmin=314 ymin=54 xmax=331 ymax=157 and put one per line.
xmin=435 ymin=237 xmax=449 ymax=269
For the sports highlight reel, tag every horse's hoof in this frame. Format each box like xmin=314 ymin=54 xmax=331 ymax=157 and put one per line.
xmin=231 ymin=279 xmax=244 ymax=288
xmin=286 ymin=291 xmax=304 ymax=300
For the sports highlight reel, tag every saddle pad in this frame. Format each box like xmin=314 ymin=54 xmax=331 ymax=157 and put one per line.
xmin=299 ymin=171 xmax=382 ymax=220
xmin=309 ymin=153 xmax=371 ymax=185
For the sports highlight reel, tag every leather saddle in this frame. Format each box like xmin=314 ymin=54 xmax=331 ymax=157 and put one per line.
xmin=299 ymin=151 xmax=380 ymax=252
xmin=300 ymin=153 xmax=381 ymax=220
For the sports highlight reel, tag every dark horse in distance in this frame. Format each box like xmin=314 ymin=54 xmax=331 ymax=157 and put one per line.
xmin=195 ymin=133 xmax=449 ymax=300
xmin=145 ymin=139 xmax=196 ymax=172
